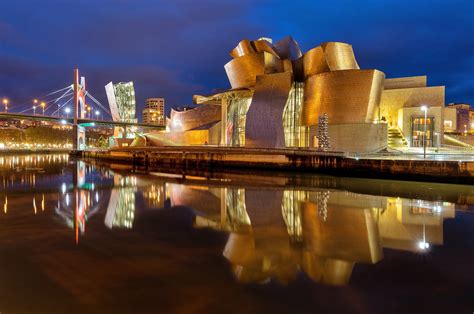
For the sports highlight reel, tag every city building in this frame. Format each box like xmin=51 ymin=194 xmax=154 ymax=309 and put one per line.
xmin=470 ymin=109 xmax=474 ymax=132
xmin=105 ymin=81 xmax=137 ymax=125
xmin=105 ymin=81 xmax=137 ymax=145
xmin=444 ymin=103 xmax=471 ymax=133
xmin=142 ymin=98 xmax=165 ymax=126
xmin=138 ymin=36 xmax=457 ymax=152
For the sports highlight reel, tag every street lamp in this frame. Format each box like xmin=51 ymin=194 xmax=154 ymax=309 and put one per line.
xmin=95 ymin=110 xmax=100 ymax=120
xmin=65 ymin=107 xmax=71 ymax=118
xmin=40 ymin=102 xmax=46 ymax=115
xmin=33 ymin=105 xmax=36 ymax=115
xmin=421 ymin=105 xmax=428 ymax=159
xmin=2 ymin=98 xmax=8 ymax=112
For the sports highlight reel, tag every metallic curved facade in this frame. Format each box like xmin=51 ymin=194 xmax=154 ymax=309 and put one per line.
xmin=252 ymin=39 xmax=279 ymax=57
xmin=168 ymin=104 xmax=221 ymax=132
xmin=245 ymin=72 xmax=293 ymax=148
xmin=224 ymin=52 xmax=283 ymax=89
xmin=229 ymin=39 xmax=255 ymax=58
xmin=144 ymin=37 xmax=391 ymax=152
xmin=303 ymin=42 xmax=359 ymax=79
xmin=301 ymin=69 xmax=385 ymax=125
xmin=273 ymin=36 xmax=303 ymax=61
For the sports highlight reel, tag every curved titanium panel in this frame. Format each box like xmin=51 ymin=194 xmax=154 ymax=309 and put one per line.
xmin=245 ymin=72 xmax=293 ymax=147
xmin=303 ymin=42 xmax=360 ymax=79
xmin=322 ymin=42 xmax=359 ymax=71
xmin=273 ymin=36 xmax=303 ymax=60
xmin=303 ymin=46 xmax=330 ymax=79
xmin=301 ymin=69 xmax=385 ymax=126
xmin=168 ymin=104 xmax=221 ymax=132
xmin=229 ymin=39 xmax=255 ymax=58
xmin=225 ymin=52 xmax=283 ymax=89
xmin=252 ymin=39 xmax=279 ymax=57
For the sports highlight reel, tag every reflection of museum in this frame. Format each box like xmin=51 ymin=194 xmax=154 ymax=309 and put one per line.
xmin=168 ymin=182 xmax=455 ymax=285
xmin=142 ymin=36 xmax=452 ymax=152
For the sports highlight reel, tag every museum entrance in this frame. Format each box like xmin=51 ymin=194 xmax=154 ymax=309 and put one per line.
xmin=411 ymin=117 xmax=434 ymax=147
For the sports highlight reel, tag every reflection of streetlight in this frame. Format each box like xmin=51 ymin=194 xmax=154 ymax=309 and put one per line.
xmin=418 ymin=219 xmax=430 ymax=251
xmin=65 ymin=107 xmax=71 ymax=118
xmin=40 ymin=102 xmax=46 ymax=115
xmin=421 ymin=105 xmax=428 ymax=159
xmin=2 ymin=98 xmax=8 ymax=112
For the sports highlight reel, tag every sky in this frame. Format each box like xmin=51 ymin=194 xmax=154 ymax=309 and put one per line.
xmin=0 ymin=0 xmax=473 ymax=119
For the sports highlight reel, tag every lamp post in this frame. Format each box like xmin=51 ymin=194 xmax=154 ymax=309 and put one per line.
xmin=2 ymin=98 xmax=8 ymax=112
xmin=33 ymin=99 xmax=38 ymax=115
xmin=95 ymin=110 xmax=100 ymax=120
xmin=65 ymin=107 xmax=71 ymax=119
xmin=41 ymin=102 xmax=46 ymax=115
xmin=421 ymin=105 xmax=428 ymax=159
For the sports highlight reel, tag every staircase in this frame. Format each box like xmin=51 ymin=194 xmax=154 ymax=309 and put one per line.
xmin=388 ymin=127 xmax=408 ymax=148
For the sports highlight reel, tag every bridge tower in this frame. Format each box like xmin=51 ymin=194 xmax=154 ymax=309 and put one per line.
xmin=73 ymin=69 xmax=86 ymax=150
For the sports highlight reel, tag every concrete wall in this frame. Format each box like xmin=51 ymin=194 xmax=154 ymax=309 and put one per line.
xmin=383 ymin=76 xmax=427 ymax=90
xmin=309 ymin=123 xmax=387 ymax=153
xmin=380 ymin=85 xmax=444 ymax=128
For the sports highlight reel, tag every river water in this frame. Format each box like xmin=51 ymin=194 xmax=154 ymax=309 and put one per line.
xmin=0 ymin=154 xmax=473 ymax=314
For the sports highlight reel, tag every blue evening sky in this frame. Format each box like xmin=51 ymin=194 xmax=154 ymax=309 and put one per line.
xmin=0 ymin=0 xmax=473 ymax=117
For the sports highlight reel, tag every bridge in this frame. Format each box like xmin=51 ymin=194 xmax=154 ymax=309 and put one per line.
xmin=0 ymin=112 xmax=166 ymax=129
xmin=0 ymin=69 xmax=165 ymax=150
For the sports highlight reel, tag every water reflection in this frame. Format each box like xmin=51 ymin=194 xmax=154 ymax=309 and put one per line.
xmin=0 ymin=155 xmax=469 ymax=287
xmin=167 ymin=180 xmax=456 ymax=285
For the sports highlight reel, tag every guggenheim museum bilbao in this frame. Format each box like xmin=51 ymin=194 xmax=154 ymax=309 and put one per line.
xmin=141 ymin=36 xmax=445 ymax=153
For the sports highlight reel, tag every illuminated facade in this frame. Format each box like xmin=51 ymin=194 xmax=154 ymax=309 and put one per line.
xmin=167 ymin=180 xmax=455 ymax=286
xmin=380 ymin=76 xmax=445 ymax=148
xmin=142 ymin=98 xmax=165 ymax=126
xmin=105 ymin=81 xmax=137 ymax=142
xmin=140 ymin=36 xmax=451 ymax=152
xmin=444 ymin=103 xmax=471 ymax=133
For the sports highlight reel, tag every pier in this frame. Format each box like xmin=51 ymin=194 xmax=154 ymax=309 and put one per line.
xmin=77 ymin=147 xmax=474 ymax=184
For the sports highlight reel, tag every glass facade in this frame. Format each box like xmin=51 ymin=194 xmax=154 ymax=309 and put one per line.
xmin=411 ymin=117 xmax=434 ymax=147
xmin=224 ymin=82 xmax=309 ymax=148
xmin=225 ymin=188 xmax=251 ymax=230
xmin=226 ymin=97 xmax=252 ymax=146
xmin=114 ymin=82 xmax=137 ymax=124
xmin=282 ymin=82 xmax=308 ymax=147
xmin=281 ymin=190 xmax=307 ymax=243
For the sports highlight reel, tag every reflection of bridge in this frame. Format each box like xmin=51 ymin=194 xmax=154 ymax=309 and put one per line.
xmin=1 ymin=69 xmax=164 ymax=150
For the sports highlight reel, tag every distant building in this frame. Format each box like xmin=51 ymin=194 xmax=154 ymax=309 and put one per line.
xmin=105 ymin=81 xmax=137 ymax=141
xmin=470 ymin=110 xmax=474 ymax=132
xmin=142 ymin=98 xmax=165 ymax=126
xmin=105 ymin=81 xmax=137 ymax=124
xmin=444 ymin=103 xmax=471 ymax=133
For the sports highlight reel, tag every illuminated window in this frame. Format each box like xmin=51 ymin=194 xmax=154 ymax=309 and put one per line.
xmin=227 ymin=97 xmax=251 ymax=146
xmin=282 ymin=82 xmax=308 ymax=147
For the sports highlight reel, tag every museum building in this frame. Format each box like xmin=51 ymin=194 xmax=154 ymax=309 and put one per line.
xmin=144 ymin=36 xmax=445 ymax=153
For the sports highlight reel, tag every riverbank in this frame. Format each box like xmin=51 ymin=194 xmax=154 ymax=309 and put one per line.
xmin=73 ymin=146 xmax=474 ymax=184
xmin=1 ymin=148 xmax=70 ymax=155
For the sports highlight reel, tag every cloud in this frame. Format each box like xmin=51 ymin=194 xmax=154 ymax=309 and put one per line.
xmin=0 ymin=0 xmax=473 ymax=118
